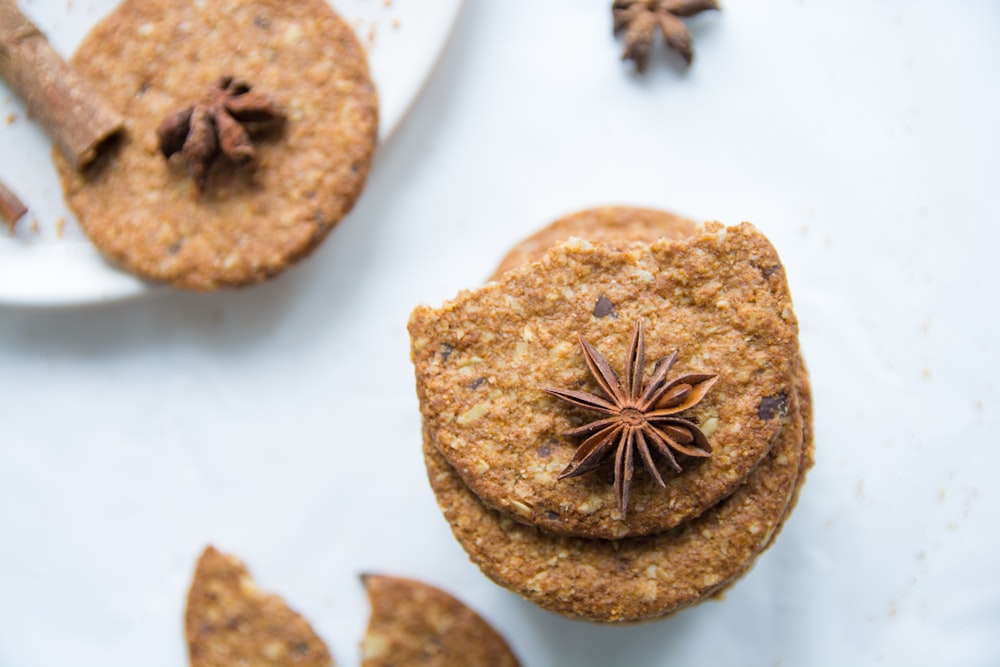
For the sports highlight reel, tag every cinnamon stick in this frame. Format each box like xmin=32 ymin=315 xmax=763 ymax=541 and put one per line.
xmin=0 ymin=178 xmax=27 ymax=229
xmin=0 ymin=0 xmax=123 ymax=169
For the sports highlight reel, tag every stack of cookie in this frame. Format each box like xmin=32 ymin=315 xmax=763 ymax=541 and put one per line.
xmin=409 ymin=207 xmax=813 ymax=623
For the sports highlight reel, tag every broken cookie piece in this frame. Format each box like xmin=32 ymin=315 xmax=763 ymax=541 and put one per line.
xmin=185 ymin=546 xmax=334 ymax=667
xmin=361 ymin=574 xmax=520 ymax=667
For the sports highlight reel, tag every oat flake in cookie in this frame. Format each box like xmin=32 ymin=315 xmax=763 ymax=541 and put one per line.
xmin=409 ymin=208 xmax=813 ymax=622
xmin=54 ymin=0 xmax=378 ymax=290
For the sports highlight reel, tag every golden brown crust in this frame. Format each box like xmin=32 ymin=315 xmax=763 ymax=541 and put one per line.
xmin=490 ymin=206 xmax=698 ymax=280
xmin=55 ymin=0 xmax=378 ymax=290
xmin=185 ymin=546 xmax=334 ymax=667
xmin=409 ymin=222 xmax=800 ymax=540
xmin=361 ymin=574 xmax=521 ymax=667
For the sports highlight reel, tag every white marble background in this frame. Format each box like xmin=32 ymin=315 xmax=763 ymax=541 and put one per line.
xmin=1 ymin=1 xmax=998 ymax=665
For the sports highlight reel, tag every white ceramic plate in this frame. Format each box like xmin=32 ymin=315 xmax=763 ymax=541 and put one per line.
xmin=0 ymin=0 xmax=463 ymax=308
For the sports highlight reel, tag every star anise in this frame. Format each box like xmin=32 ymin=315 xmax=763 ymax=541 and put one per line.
xmin=543 ymin=319 xmax=719 ymax=517
xmin=612 ymin=0 xmax=720 ymax=73
xmin=157 ymin=76 xmax=285 ymax=191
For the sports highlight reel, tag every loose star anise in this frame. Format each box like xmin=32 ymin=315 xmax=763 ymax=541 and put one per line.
xmin=157 ymin=76 xmax=285 ymax=191
xmin=543 ymin=319 xmax=719 ymax=517
xmin=612 ymin=0 xmax=720 ymax=73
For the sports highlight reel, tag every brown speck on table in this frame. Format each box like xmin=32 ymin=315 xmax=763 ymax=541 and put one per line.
xmin=921 ymin=368 xmax=931 ymax=379
xmin=5 ymin=113 xmax=14 ymax=124
xmin=392 ymin=18 xmax=401 ymax=29
xmin=56 ymin=217 xmax=66 ymax=239
xmin=367 ymin=23 xmax=377 ymax=45
xmin=383 ymin=0 xmax=392 ymax=6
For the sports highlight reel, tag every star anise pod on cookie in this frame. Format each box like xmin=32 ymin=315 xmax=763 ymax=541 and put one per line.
xmin=612 ymin=0 xmax=720 ymax=73
xmin=157 ymin=76 xmax=285 ymax=191
xmin=544 ymin=319 xmax=719 ymax=517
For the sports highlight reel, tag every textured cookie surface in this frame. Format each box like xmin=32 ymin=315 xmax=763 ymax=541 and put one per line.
xmin=55 ymin=0 xmax=377 ymax=290
xmin=422 ymin=368 xmax=807 ymax=623
xmin=490 ymin=206 xmax=697 ymax=280
xmin=704 ymin=361 xmax=814 ymax=601
xmin=361 ymin=574 xmax=521 ymax=667
xmin=491 ymin=206 xmax=813 ymax=557
xmin=185 ymin=546 xmax=333 ymax=667
xmin=410 ymin=223 xmax=800 ymax=539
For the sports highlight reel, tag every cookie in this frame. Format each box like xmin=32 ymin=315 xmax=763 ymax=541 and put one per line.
xmin=54 ymin=0 xmax=378 ymax=290
xmin=493 ymin=205 xmax=815 ymax=557
xmin=490 ymin=206 xmax=697 ymax=280
xmin=361 ymin=574 xmax=521 ymax=667
xmin=409 ymin=222 xmax=801 ymax=540
xmin=422 ymin=365 xmax=808 ymax=622
xmin=185 ymin=546 xmax=334 ymax=667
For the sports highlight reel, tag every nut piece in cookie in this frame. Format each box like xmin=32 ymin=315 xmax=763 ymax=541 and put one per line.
xmin=361 ymin=574 xmax=520 ymax=667
xmin=185 ymin=546 xmax=334 ymax=667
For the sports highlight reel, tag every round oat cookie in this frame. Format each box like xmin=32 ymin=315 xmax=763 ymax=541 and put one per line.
xmin=422 ymin=372 xmax=807 ymax=623
xmin=490 ymin=206 xmax=698 ymax=280
xmin=54 ymin=0 xmax=378 ymax=290
xmin=409 ymin=222 xmax=800 ymax=540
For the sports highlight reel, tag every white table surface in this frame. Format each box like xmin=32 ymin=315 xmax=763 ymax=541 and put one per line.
xmin=1 ymin=1 xmax=998 ymax=666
